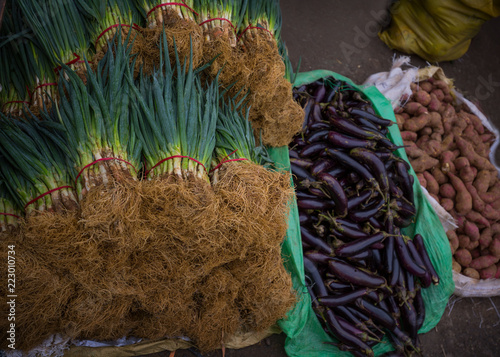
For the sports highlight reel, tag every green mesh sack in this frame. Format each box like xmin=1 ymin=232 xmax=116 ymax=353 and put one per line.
xmin=270 ymin=70 xmax=454 ymax=356
xmin=379 ymin=0 xmax=500 ymax=62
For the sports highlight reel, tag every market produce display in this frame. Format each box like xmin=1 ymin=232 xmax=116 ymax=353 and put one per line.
xmin=0 ymin=0 xmax=299 ymax=354
xmin=290 ymin=77 xmax=440 ymax=356
xmin=396 ymin=77 xmax=500 ymax=281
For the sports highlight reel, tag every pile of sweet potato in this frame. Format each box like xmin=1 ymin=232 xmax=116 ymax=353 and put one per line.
xmin=396 ymin=78 xmax=500 ymax=280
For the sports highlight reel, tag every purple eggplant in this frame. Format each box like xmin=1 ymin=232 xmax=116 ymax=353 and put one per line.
xmin=305 ymin=250 xmax=335 ymax=265
xmin=392 ymin=197 xmax=417 ymax=218
xmin=324 ymin=309 xmax=374 ymax=357
xmin=307 ymin=129 xmax=329 ymax=143
xmin=304 ymin=256 xmax=329 ymax=297
xmin=289 ymin=150 xmax=299 ymax=159
xmin=296 ymin=191 xmax=320 ymax=200
xmin=300 ymin=142 xmax=329 ymax=158
xmin=297 ymin=198 xmax=336 ymax=211
xmin=350 ymin=148 xmax=389 ymax=195
xmin=355 ymin=298 xmax=396 ymax=330
xmin=328 ymin=259 xmax=387 ymax=288
xmin=290 ymin=157 xmax=314 ymax=169
xmin=349 ymin=199 xmax=385 ymax=223
xmin=367 ymin=216 xmax=382 ymax=230
xmin=318 ymin=287 xmax=370 ymax=307
xmin=325 ymin=279 xmax=354 ymax=291
xmin=348 ymin=107 xmax=394 ymax=127
xmin=334 ymin=232 xmax=387 ymax=257
xmin=298 ymin=211 xmax=311 ymax=225
xmin=291 ymin=162 xmax=315 ymax=182
xmin=311 ymin=103 xmax=323 ymax=123
xmin=413 ymin=234 xmax=440 ymax=285
xmin=336 ymin=316 xmax=381 ymax=343
xmin=310 ymin=159 xmax=334 ymax=177
xmin=313 ymin=84 xmax=326 ymax=103
xmin=395 ymin=235 xmax=427 ymax=278
xmin=317 ymin=172 xmax=348 ymax=217
xmin=301 ymin=226 xmax=333 ymax=254
xmin=327 ymin=131 xmax=377 ymax=150
xmin=347 ymin=189 xmax=374 ymax=211
xmin=347 ymin=249 xmax=372 ymax=262
xmin=326 ymin=166 xmax=346 ymax=178
xmin=309 ymin=122 xmax=330 ymax=131
xmin=414 ymin=287 xmax=426 ymax=330
xmin=327 ymin=114 xmax=384 ymax=141
xmin=308 ymin=187 xmax=330 ymax=198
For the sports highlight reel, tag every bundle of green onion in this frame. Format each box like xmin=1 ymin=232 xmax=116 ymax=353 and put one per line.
xmin=0 ymin=180 xmax=21 ymax=232
xmin=194 ymin=0 xmax=245 ymax=43
xmin=0 ymin=112 xmax=78 ymax=216
xmin=0 ymin=2 xmax=54 ymax=113
xmin=130 ymin=37 xmax=218 ymax=181
xmin=237 ymin=0 xmax=282 ymax=43
xmin=77 ymin=0 xmax=143 ymax=52
xmin=56 ymin=34 xmax=142 ymax=198
xmin=135 ymin=0 xmax=197 ymax=27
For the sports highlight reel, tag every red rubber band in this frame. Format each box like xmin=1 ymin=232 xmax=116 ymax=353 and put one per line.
xmin=209 ymin=158 xmax=248 ymax=173
xmin=75 ymin=157 xmax=138 ymax=185
xmin=2 ymin=101 xmax=30 ymax=110
xmin=54 ymin=53 xmax=81 ymax=73
xmin=33 ymin=83 xmax=58 ymax=93
xmin=24 ymin=186 xmax=73 ymax=210
xmin=199 ymin=18 xmax=235 ymax=30
xmin=146 ymin=155 xmax=206 ymax=177
xmin=147 ymin=2 xmax=199 ymax=18
xmin=0 ymin=213 xmax=20 ymax=219
xmin=237 ymin=25 xmax=274 ymax=42
xmin=95 ymin=23 xmax=142 ymax=48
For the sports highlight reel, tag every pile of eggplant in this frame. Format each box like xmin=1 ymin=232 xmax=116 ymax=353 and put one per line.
xmin=291 ymin=78 xmax=440 ymax=357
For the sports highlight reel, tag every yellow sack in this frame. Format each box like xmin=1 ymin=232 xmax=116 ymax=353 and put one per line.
xmin=379 ymin=0 xmax=500 ymax=62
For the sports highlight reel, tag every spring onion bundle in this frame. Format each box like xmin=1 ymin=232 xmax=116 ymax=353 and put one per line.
xmin=236 ymin=0 xmax=281 ymax=43
xmin=56 ymin=34 xmax=141 ymax=199
xmin=136 ymin=0 xmax=197 ymax=27
xmin=0 ymin=113 xmax=77 ymax=215
xmin=77 ymin=0 xmax=143 ymax=53
xmin=0 ymin=3 xmax=54 ymax=114
xmin=0 ymin=181 xmax=21 ymax=232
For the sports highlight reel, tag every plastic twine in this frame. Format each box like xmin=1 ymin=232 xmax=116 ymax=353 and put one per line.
xmin=209 ymin=149 xmax=248 ymax=173
xmin=145 ymin=155 xmax=207 ymax=177
xmin=147 ymin=2 xmax=199 ymax=18
xmin=75 ymin=158 xmax=138 ymax=185
xmin=24 ymin=186 xmax=73 ymax=210
xmin=54 ymin=53 xmax=81 ymax=74
xmin=0 ymin=213 xmax=21 ymax=219
xmin=237 ymin=25 xmax=274 ymax=42
xmin=199 ymin=18 xmax=235 ymax=30
xmin=95 ymin=23 xmax=142 ymax=48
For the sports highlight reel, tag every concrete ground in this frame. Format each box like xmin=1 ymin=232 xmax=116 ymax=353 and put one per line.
xmin=145 ymin=1 xmax=500 ymax=356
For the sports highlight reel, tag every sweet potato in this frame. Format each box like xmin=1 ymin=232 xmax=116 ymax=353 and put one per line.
xmin=467 ymin=113 xmax=485 ymax=135
xmin=458 ymin=235 xmax=470 ymax=249
xmin=464 ymin=220 xmax=480 ymax=241
xmin=427 ymin=95 xmax=441 ymax=112
xmin=479 ymin=227 xmax=492 ymax=250
xmin=431 ymin=166 xmax=448 ymax=184
xmin=422 ymin=171 xmax=438 ymax=195
xmin=434 ymin=79 xmax=450 ymax=93
xmin=440 ymin=133 xmax=455 ymax=153
xmin=489 ymin=237 xmax=500 ymax=258
xmin=416 ymin=135 xmax=430 ymax=149
xmin=480 ymin=264 xmax=497 ymax=279
xmin=419 ymin=127 xmax=433 ymax=136
xmin=430 ymin=88 xmax=445 ymax=101
xmin=443 ymin=94 xmax=453 ymax=103
xmin=479 ymin=191 xmax=500 ymax=205
xmin=462 ymin=267 xmax=480 ymax=279
xmin=489 ymin=171 xmax=498 ymax=186
xmin=452 ymin=259 xmax=462 ymax=273
xmin=460 ymin=166 xmax=476 ymax=183
xmin=469 ymin=255 xmax=500 ymax=270
xmin=440 ymin=151 xmax=456 ymax=174
xmin=482 ymin=204 xmax=500 ymax=221
xmin=404 ymin=113 xmax=431 ymax=132
xmin=441 ymin=198 xmax=454 ymax=211
xmin=395 ymin=114 xmax=405 ymax=131
xmin=404 ymin=142 xmax=426 ymax=159
xmin=430 ymin=132 xmax=442 ymax=142
xmin=416 ymin=173 xmax=426 ymax=188
xmin=466 ymin=240 xmax=480 ymax=251
xmin=404 ymin=102 xmax=423 ymax=116
xmin=411 ymin=155 xmax=439 ymax=173
xmin=466 ymin=210 xmax=490 ymax=228
xmin=447 ymin=230 xmax=459 ymax=254
xmin=491 ymin=223 xmax=500 ymax=235
xmin=428 ymin=111 xmax=444 ymax=134
xmin=400 ymin=131 xmax=417 ymax=142
xmin=454 ymin=157 xmax=470 ymax=171
xmin=455 ymin=248 xmax=472 ymax=267
xmin=448 ymin=172 xmax=472 ymax=215
xmin=419 ymin=81 xmax=433 ymax=93
xmin=471 ymin=248 xmax=481 ymax=259
xmin=456 ymin=137 xmax=496 ymax=171
xmin=465 ymin=182 xmax=485 ymax=212
xmin=439 ymin=183 xmax=456 ymax=199
xmin=481 ymin=133 xmax=495 ymax=144
xmin=474 ymin=170 xmax=492 ymax=193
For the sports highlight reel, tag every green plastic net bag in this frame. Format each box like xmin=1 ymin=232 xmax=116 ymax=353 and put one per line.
xmin=270 ymin=70 xmax=455 ymax=356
